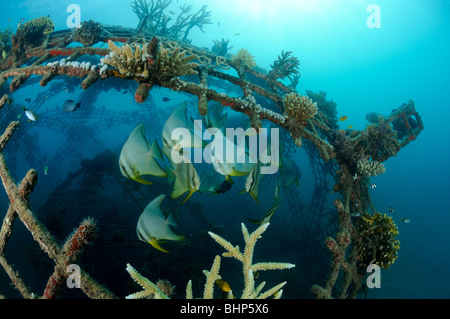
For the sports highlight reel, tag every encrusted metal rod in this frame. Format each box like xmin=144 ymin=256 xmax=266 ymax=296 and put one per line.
xmin=0 ymin=120 xmax=118 ymax=299
xmin=0 ymin=254 xmax=33 ymax=298
xmin=0 ymin=169 xmax=37 ymax=253
xmin=42 ymin=218 xmax=97 ymax=299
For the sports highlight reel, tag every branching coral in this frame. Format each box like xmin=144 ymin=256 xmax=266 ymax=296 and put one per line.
xmin=156 ymin=42 xmax=199 ymax=80
xmin=207 ymin=223 xmax=295 ymax=299
xmin=73 ymin=20 xmax=103 ymax=47
xmin=356 ymin=212 xmax=400 ymax=271
xmin=131 ymin=0 xmax=212 ymax=42
xmin=328 ymin=129 xmax=358 ymax=168
xmin=0 ymin=26 xmax=13 ymax=54
xmin=306 ymin=90 xmax=338 ymax=130
xmin=125 ymin=264 xmax=171 ymax=299
xmin=125 ymin=223 xmax=295 ymax=299
xmin=230 ymin=48 xmax=256 ymax=75
xmin=211 ymin=38 xmax=233 ymax=57
xmin=358 ymin=118 xmax=400 ymax=162
xmin=283 ymin=92 xmax=318 ymax=125
xmin=268 ymin=50 xmax=300 ymax=81
xmin=356 ymin=158 xmax=386 ymax=177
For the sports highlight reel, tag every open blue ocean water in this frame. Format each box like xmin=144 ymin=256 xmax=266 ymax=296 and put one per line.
xmin=0 ymin=0 xmax=449 ymax=299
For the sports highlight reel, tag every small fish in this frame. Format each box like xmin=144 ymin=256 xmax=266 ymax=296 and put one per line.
xmin=243 ymin=160 xmax=262 ymax=204
xmin=169 ymin=10 xmax=176 ymax=15
xmin=23 ymin=108 xmax=37 ymax=121
xmin=162 ymin=97 xmax=170 ymax=102
xmin=8 ymin=17 xmax=11 ymax=23
xmin=43 ymin=166 xmax=48 ymax=175
xmin=388 ymin=207 xmax=395 ymax=213
xmin=348 ymin=125 xmax=353 ymax=129
xmin=274 ymin=177 xmax=281 ymax=200
xmin=216 ymin=280 xmax=234 ymax=299
xmin=216 ymin=279 xmax=231 ymax=292
xmin=370 ymin=183 xmax=376 ymax=189
xmin=217 ymin=21 xmax=220 ymax=27
xmin=136 ymin=194 xmax=185 ymax=253
xmin=351 ymin=211 xmax=361 ymax=217
xmin=25 ymin=98 xmax=31 ymax=103
xmin=2 ymin=50 xmax=6 ymax=59
xmin=65 ymin=89 xmax=69 ymax=93
xmin=63 ymin=99 xmax=81 ymax=112
xmin=235 ymin=33 xmax=240 ymax=36
xmin=17 ymin=18 xmax=25 ymax=29
xmin=339 ymin=116 xmax=348 ymax=121
xmin=401 ymin=218 xmax=411 ymax=223
xmin=16 ymin=113 xmax=22 ymax=119
xmin=248 ymin=200 xmax=280 ymax=225
xmin=353 ymin=173 xmax=357 ymax=180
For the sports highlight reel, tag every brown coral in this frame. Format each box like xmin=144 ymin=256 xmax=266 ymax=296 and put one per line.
xmin=283 ymin=92 xmax=318 ymax=125
xmin=73 ymin=20 xmax=103 ymax=47
xmin=156 ymin=43 xmax=199 ymax=80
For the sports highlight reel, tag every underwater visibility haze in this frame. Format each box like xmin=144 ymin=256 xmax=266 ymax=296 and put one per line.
xmin=0 ymin=0 xmax=449 ymax=300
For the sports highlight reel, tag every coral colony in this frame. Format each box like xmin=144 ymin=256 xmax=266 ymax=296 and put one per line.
xmin=0 ymin=0 xmax=423 ymax=299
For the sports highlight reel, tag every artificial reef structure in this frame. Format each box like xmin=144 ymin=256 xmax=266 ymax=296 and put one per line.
xmin=0 ymin=2 xmax=423 ymax=299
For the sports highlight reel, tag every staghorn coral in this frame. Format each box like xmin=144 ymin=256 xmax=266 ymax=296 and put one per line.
xmin=207 ymin=223 xmax=295 ymax=299
xmin=269 ymin=50 xmax=300 ymax=81
xmin=156 ymin=42 xmax=199 ymax=80
xmin=131 ymin=0 xmax=212 ymax=42
xmin=126 ymin=223 xmax=295 ymax=299
xmin=283 ymin=92 xmax=318 ymax=125
xmin=125 ymin=264 xmax=170 ymax=299
xmin=356 ymin=158 xmax=386 ymax=177
xmin=356 ymin=212 xmax=400 ymax=271
xmin=73 ymin=20 xmax=103 ymax=47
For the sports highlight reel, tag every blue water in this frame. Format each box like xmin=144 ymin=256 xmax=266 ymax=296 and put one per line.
xmin=0 ymin=0 xmax=449 ymax=299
